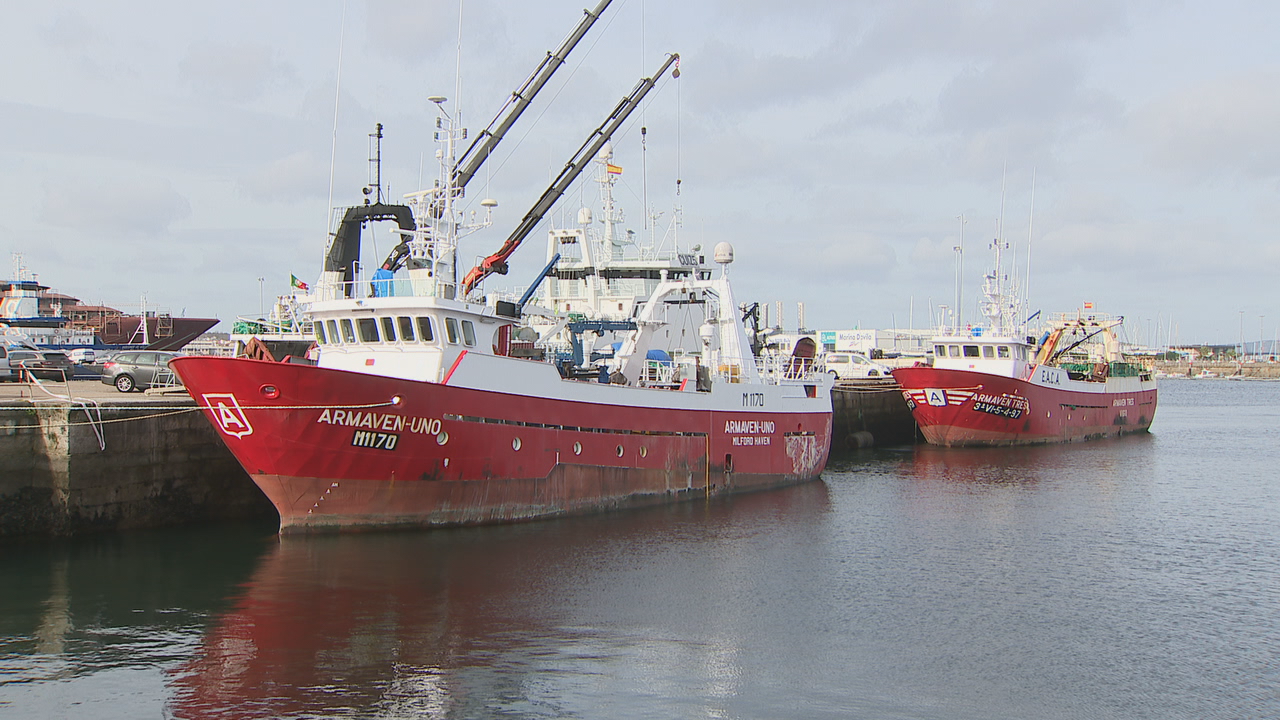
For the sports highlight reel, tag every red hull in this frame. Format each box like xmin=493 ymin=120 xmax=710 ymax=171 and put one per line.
xmin=893 ymin=366 xmax=1157 ymax=447
xmin=172 ymin=357 xmax=832 ymax=532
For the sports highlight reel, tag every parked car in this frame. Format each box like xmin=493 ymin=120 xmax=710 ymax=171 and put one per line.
xmin=67 ymin=348 xmax=97 ymax=365
xmin=821 ymin=352 xmax=892 ymax=379
xmin=101 ymin=351 xmax=182 ymax=392
xmin=9 ymin=350 xmax=75 ymax=381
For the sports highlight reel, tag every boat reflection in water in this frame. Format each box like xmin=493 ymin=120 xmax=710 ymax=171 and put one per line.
xmin=166 ymin=482 xmax=833 ymax=719
xmin=899 ymin=434 xmax=1155 ymax=488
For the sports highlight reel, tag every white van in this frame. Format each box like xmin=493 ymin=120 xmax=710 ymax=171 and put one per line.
xmin=821 ymin=352 xmax=891 ymax=379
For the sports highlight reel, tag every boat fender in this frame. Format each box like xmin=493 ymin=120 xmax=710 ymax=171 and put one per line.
xmin=847 ymin=431 xmax=875 ymax=449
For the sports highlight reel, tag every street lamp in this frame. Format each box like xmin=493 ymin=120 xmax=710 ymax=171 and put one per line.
xmin=1239 ymin=310 xmax=1244 ymax=360
xmin=259 ymin=277 xmax=265 ymax=319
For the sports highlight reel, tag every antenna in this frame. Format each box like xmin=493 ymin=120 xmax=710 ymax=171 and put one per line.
xmin=365 ymin=123 xmax=384 ymax=204
xmin=954 ymin=214 xmax=966 ymax=332
xmin=324 ymin=0 xmax=348 ymax=271
xmin=641 ymin=126 xmax=649 ymax=232
xmin=1024 ymin=168 xmax=1036 ymax=325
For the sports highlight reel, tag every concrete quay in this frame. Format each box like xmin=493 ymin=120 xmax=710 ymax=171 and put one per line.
xmin=1152 ymin=360 xmax=1280 ymax=378
xmin=0 ymin=379 xmax=273 ymax=537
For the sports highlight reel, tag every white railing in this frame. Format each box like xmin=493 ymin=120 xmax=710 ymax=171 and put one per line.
xmin=1047 ymin=311 xmax=1119 ymax=328
xmin=752 ymin=353 xmax=826 ymax=384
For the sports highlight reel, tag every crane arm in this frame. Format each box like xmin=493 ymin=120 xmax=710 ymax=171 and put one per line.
xmin=376 ymin=0 xmax=611 ymax=277
xmin=462 ymin=52 xmax=681 ymax=296
xmin=452 ymin=0 xmax=612 ymax=192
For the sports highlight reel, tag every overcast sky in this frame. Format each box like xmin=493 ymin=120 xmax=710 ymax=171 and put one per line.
xmin=4 ymin=0 xmax=1278 ymax=346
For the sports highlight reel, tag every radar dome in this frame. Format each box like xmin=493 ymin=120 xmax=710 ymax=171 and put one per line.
xmin=713 ymin=242 xmax=735 ymax=265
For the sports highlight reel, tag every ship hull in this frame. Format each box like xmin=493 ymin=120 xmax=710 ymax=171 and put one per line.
xmin=893 ymin=366 xmax=1157 ymax=447
xmin=172 ymin=356 xmax=832 ymax=532
xmin=95 ymin=316 xmax=219 ymax=350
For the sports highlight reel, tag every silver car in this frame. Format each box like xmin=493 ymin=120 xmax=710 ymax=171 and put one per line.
xmin=100 ymin=351 xmax=182 ymax=392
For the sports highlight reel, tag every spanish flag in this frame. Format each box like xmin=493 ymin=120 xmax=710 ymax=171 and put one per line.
xmin=1083 ymin=302 xmax=1094 ymax=309
xmin=606 ymin=163 xmax=623 ymax=175
xmin=291 ymin=274 xmax=309 ymax=291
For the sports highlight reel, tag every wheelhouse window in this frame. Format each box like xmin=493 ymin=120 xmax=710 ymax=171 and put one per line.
xmin=461 ymin=320 xmax=476 ymax=347
xmin=397 ymin=316 xmax=415 ymax=342
xmin=314 ymin=322 xmax=327 ymax=345
xmin=997 ymin=345 xmax=1011 ymax=358
xmin=982 ymin=345 xmax=995 ymax=358
xmin=358 ymin=318 xmax=379 ymax=343
xmin=417 ymin=316 xmax=435 ymax=342
xmin=935 ymin=345 xmax=947 ymax=357
xmin=963 ymin=345 xmax=980 ymax=357
xmin=949 ymin=345 xmax=960 ymax=357
xmin=445 ymin=317 xmax=460 ymax=344
xmin=380 ymin=316 xmax=397 ymax=342
xmin=326 ymin=320 xmax=341 ymax=345
xmin=340 ymin=319 xmax=356 ymax=343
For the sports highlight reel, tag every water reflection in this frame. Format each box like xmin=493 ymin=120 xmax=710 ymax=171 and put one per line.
xmin=0 ymin=523 xmax=275 ymax=714
xmin=166 ymin=483 xmax=834 ymax=719
xmin=899 ymin=434 xmax=1156 ymax=487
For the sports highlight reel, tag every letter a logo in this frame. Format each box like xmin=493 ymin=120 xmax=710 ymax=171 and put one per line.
xmin=926 ymin=389 xmax=948 ymax=407
xmin=202 ymin=393 xmax=254 ymax=438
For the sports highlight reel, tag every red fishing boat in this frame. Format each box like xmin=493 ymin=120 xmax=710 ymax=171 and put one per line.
xmin=171 ymin=19 xmax=831 ymax=533
xmin=893 ymin=236 xmax=1157 ymax=447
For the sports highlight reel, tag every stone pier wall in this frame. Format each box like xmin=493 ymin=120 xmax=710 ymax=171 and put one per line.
xmin=831 ymin=380 xmax=918 ymax=449
xmin=0 ymin=399 xmax=275 ymax=537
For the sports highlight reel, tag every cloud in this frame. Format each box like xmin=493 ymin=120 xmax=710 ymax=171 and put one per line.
xmin=1128 ymin=70 xmax=1280 ymax=182
xmin=362 ymin=0 xmax=497 ymax=66
xmin=179 ymin=41 xmax=298 ymax=104
xmin=41 ymin=176 xmax=191 ymax=236
xmin=41 ymin=9 xmax=98 ymax=50
xmin=237 ymin=150 xmax=332 ymax=203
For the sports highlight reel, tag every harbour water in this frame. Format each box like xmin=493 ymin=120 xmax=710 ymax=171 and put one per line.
xmin=2 ymin=379 xmax=1277 ymax=719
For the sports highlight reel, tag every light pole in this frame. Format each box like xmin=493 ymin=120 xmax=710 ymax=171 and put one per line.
xmin=259 ymin=277 xmax=265 ymax=319
xmin=1239 ymin=310 xmax=1244 ymax=360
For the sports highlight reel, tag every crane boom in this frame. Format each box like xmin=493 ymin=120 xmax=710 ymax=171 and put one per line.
xmin=452 ymin=0 xmax=612 ymax=192
xmin=462 ymin=52 xmax=681 ymax=297
xmin=375 ymin=0 xmax=612 ymax=279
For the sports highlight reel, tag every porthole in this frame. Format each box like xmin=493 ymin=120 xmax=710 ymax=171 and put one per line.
xmin=436 ymin=431 xmax=449 ymax=445
xmin=512 ymin=437 xmax=522 ymax=451
xmin=639 ymin=446 xmax=648 ymax=458
xmin=573 ymin=441 xmax=582 ymax=455
xmin=616 ymin=445 xmax=624 ymax=457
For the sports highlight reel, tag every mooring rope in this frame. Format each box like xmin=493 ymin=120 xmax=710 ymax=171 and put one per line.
xmin=0 ymin=399 xmax=399 ymax=431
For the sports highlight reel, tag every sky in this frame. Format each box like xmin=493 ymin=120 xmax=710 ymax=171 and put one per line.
xmin=3 ymin=0 xmax=1278 ymax=347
